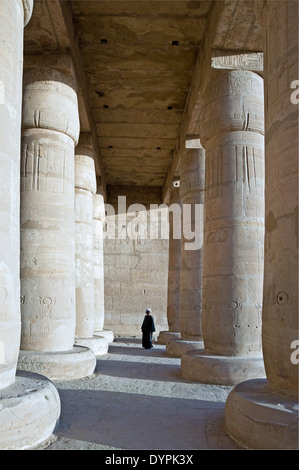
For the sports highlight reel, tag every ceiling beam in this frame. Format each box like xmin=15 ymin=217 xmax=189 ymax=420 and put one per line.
xmin=58 ymin=0 xmax=107 ymax=199
xmin=162 ymin=0 xmax=263 ymax=203
xmin=162 ymin=1 xmax=224 ymax=203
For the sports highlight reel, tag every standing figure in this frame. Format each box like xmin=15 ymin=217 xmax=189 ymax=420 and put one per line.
xmin=141 ymin=309 xmax=156 ymax=349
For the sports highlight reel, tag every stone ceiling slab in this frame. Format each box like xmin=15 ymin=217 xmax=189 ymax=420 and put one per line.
xmin=69 ymin=0 xmax=212 ymax=189
xmin=23 ymin=0 xmax=262 ymax=199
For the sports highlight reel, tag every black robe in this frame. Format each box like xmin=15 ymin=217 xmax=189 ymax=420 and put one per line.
xmin=141 ymin=314 xmax=156 ymax=349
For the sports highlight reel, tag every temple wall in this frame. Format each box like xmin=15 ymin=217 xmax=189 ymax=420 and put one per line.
xmin=103 ymin=186 xmax=169 ymax=337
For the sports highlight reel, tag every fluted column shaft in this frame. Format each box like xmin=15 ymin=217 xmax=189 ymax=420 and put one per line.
xmin=20 ymin=67 xmax=80 ymax=352
xmin=0 ymin=0 xmax=33 ymax=389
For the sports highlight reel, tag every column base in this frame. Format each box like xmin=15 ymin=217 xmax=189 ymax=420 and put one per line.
xmin=157 ymin=331 xmax=180 ymax=345
xmin=17 ymin=346 xmax=96 ymax=381
xmin=225 ymin=378 xmax=299 ymax=449
xmin=166 ymin=337 xmax=204 ymax=358
xmin=181 ymin=350 xmax=266 ymax=385
xmin=0 ymin=370 xmax=60 ymax=450
xmin=94 ymin=329 xmax=114 ymax=343
xmin=74 ymin=335 xmax=109 ymax=356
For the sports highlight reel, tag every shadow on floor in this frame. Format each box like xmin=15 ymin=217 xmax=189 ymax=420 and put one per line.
xmin=108 ymin=338 xmax=166 ymax=358
xmin=47 ymin=338 xmax=241 ymax=450
xmin=51 ymin=388 xmax=238 ymax=450
xmin=95 ymin=358 xmax=184 ymax=383
xmin=106 ymin=345 xmax=168 ymax=359
xmin=113 ymin=337 xmax=143 ymax=345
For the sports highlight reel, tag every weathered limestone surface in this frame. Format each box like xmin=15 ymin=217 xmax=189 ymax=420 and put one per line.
xmin=93 ymin=193 xmax=105 ymax=332
xmin=0 ymin=370 xmax=60 ymax=450
xmin=20 ymin=68 xmax=79 ymax=352
xmin=104 ymin=187 xmax=169 ymax=337
xmin=0 ymin=0 xmax=61 ymax=451
xmin=225 ymin=0 xmax=299 ymax=449
xmin=19 ymin=65 xmax=96 ymax=379
xmin=93 ymin=192 xmax=114 ymax=343
xmin=0 ymin=0 xmax=27 ymax=391
xmin=74 ymin=150 xmax=96 ymax=336
xmin=255 ymin=0 xmax=298 ymax=402
xmin=69 ymin=1 xmax=212 ymax=188
xmin=157 ymin=183 xmax=181 ymax=345
xmin=74 ymin=149 xmax=108 ymax=355
xmin=167 ymin=148 xmax=204 ymax=357
xmin=182 ymin=70 xmax=266 ymax=384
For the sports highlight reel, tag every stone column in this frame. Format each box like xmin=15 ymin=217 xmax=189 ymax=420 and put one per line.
xmin=0 ymin=0 xmax=61 ymax=450
xmin=225 ymin=1 xmax=299 ymax=449
xmin=158 ymin=181 xmax=181 ymax=345
xmin=93 ymin=191 xmax=114 ymax=343
xmin=18 ymin=62 xmax=96 ymax=380
xmin=181 ymin=70 xmax=266 ymax=384
xmin=73 ymin=146 xmax=108 ymax=355
xmin=166 ymin=147 xmax=205 ymax=357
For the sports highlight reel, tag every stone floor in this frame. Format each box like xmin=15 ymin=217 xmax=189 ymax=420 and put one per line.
xmin=45 ymin=338 xmax=241 ymax=451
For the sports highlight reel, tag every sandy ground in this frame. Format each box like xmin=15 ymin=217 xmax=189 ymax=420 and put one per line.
xmin=44 ymin=338 xmax=241 ymax=451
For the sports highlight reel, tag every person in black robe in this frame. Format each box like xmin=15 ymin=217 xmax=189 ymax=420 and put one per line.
xmin=141 ymin=308 xmax=156 ymax=349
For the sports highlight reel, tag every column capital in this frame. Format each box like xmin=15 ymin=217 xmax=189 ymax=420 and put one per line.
xmin=22 ymin=67 xmax=80 ymax=145
xmin=75 ymin=152 xmax=97 ymax=195
xmin=199 ymin=69 xmax=264 ymax=146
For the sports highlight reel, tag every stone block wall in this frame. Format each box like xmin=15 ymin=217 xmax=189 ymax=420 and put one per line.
xmin=103 ymin=186 xmax=169 ymax=337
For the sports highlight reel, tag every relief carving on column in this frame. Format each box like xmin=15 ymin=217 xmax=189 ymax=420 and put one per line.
xmin=21 ymin=135 xmax=74 ymax=195
xmin=22 ymin=68 xmax=80 ymax=145
xmin=0 ymin=270 xmax=17 ymax=322
xmin=200 ymin=70 xmax=264 ymax=147
xmin=211 ymin=49 xmax=263 ymax=72
xmin=199 ymin=70 xmax=265 ymax=358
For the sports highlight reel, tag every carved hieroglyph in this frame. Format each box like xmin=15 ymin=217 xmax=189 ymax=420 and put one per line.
xmin=256 ymin=0 xmax=298 ymax=400
xmin=179 ymin=147 xmax=205 ymax=340
xmin=200 ymin=70 xmax=265 ymax=358
xmin=181 ymin=70 xmax=266 ymax=385
xmin=74 ymin=150 xmax=97 ymax=338
xmin=158 ymin=183 xmax=181 ymax=345
xmin=166 ymin=184 xmax=181 ymax=333
xmin=0 ymin=1 xmax=62 ymax=451
xmin=0 ymin=0 xmax=33 ymax=389
xmin=225 ymin=1 xmax=298 ymax=450
xmin=20 ymin=68 xmax=80 ymax=352
xmin=166 ymin=147 xmax=205 ymax=357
